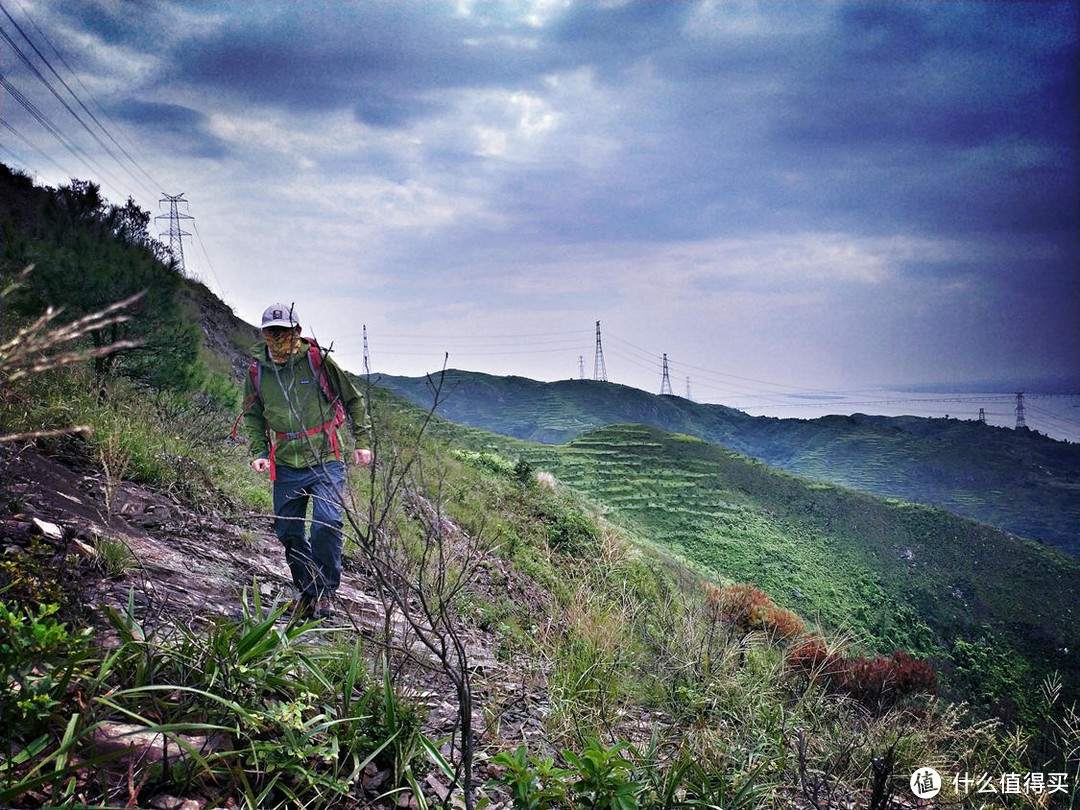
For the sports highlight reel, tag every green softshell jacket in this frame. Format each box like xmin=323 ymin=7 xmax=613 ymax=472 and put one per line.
xmin=241 ymin=339 xmax=370 ymax=470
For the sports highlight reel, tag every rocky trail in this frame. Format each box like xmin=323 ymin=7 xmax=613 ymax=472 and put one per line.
xmin=0 ymin=440 xmax=555 ymax=808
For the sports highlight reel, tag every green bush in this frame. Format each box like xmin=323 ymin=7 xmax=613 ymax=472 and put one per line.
xmin=0 ymin=601 xmax=94 ymax=736
xmin=564 ymin=739 xmax=641 ymax=810
xmin=542 ymin=498 xmax=599 ymax=556
xmin=488 ymin=744 xmax=572 ymax=810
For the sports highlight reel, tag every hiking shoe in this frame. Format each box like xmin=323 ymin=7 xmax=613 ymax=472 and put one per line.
xmin=313 ymin=596 xmax=334 ymax=620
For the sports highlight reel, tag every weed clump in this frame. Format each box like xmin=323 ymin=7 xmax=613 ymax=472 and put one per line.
xmin=703 ymin=581 xmax=805 ymax=641
xmin=785 ymin=634 xmax=938 ymax=711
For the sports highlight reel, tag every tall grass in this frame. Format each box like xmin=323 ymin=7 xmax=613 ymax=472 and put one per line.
xmin=1 ymin=588 xmax=430 ymax=809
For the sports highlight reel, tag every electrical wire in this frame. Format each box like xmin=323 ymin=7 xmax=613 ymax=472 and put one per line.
xmin=0 ymin=2 xmax=158 ymax=198
xmin=0 ymin=115 xmax=69 ymax=174
xmin=190 ymin=220 xmax=227 ymax=297
xmin=0 ymin=72 xmax=130 ymax=194
xmin=6 ymin=0 xmax=162 ymax=192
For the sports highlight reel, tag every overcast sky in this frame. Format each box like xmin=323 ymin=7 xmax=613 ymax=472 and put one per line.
xmin=2 ymin=0 xmax=1077 ymax=406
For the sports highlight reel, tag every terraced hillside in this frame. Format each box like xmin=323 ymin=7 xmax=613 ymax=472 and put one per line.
xmin=448 ymin=421 xmax=1080 ymax=715
xmin=376 ymin=371 xmax=1080 ymax=556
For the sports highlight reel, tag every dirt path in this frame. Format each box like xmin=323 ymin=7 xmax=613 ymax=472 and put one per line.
xmin=0 ymin=443 xmax=553 ymax=768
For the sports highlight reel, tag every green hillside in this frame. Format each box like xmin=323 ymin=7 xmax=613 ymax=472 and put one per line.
xmin=5 ymin=165 xmax=1080 ymax=807
xmin=377 ymin=370 xmax=1080 ymax=557
xmin=438 ymin=420 xmax=1080 ymax=716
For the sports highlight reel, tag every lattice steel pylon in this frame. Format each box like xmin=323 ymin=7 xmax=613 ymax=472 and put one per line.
xmin=578 ymin=355 xmax=585 ymax=380
xmin=686 ymin=376 xmax=692 ymax=401
xmin=1015 ymin=392 xmax=1027 ymax=429
xmin=362 ymin=325 xmax=372 ymax=380
xmin=660 ymin=353 xmax=673 ymax=395
xmin=156 ymin=193 xmax=193 ymax=276
xmin=593 ymin=321 xmax=608 ymax=382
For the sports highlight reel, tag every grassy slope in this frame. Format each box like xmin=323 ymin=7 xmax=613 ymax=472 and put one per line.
xmin=376 ymin=370 xmax=1080 ymax=556
xmin=433 ymin=416 xmax=1080 ymax=708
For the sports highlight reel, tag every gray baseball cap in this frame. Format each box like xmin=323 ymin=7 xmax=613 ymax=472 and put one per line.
xmin=261 ymin=303 xmax=300 ymax=329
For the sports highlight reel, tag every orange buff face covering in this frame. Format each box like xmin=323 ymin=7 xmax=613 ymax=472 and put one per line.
xmin=264 ymin=329 xmax=303 ymax=364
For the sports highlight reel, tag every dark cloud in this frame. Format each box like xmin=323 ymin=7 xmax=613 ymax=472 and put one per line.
xmin=47 ymin=0 xmax=162 ymax=46
xmin=9 ymin=1 xmax=1075 ymax=390
xmin=354 ymin=90 xmax=442 ymax=129
xmin=551 ymin=1 xmax=694 ymax=78
xmin=109 ymin=99 xmax=230 ymax=159
xmin=163 ymin=3 xmax=566 ymax=123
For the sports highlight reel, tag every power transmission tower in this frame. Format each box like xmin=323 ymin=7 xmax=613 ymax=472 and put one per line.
xmin=362 ymin=325 xmax=371 ymax=380
xmin=156 ymin=193 xmax=193 ymax=276
xmin=578 ymin=356 xmax=585 ymax=380
xmin=1015 ymin=392 xmax=1027 ymax=429
xmin=593 ymin=321 xmax=607 ymax=382
xmin=686 ymin=376 xmax=692 ymax=401
xmin=660 ymin=353 xmax=673 ymax=396
xmin=978 ymin=407 xmax=986 ymax=424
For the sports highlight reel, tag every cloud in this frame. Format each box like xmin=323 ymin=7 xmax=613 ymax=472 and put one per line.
xmin=109 ymin=99 xmax=230 ymax=159
xmin=4 ymin=0 xmax=1076 ymax=393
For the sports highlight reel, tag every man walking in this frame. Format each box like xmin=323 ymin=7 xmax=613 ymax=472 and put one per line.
xmin=241 ymin=302 xmax=372 ymax=619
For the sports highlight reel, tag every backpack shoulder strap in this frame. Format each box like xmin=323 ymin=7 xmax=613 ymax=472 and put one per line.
xmin=249 ymin=357 xmax=261 ymax=398
xmin=231 ymin=357 xmax=264 ymax=440
xmin=306 ymin=341 xmax=345 ymax=423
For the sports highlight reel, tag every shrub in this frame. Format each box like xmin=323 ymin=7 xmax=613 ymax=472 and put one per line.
xmin=785 ymin=636 xmax=937 ymax=711
xmin=563 ymin=738 xmax=641 ymax=810
xmin=784 ymin=635 xmax=846 ymax=683
xmin=0 ymin=601 xmax=95 ymax=736
xmin=488 ymin=744 xmax=571 ymax=810
xmin=764 ymin=606 xmax=805 ymax=640
xmin=704 ymin=582 xmax=805 ymax=641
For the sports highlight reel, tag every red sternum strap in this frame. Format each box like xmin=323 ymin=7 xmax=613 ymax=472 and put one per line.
xmin=267 ymin=416 xmax=343 ymax=481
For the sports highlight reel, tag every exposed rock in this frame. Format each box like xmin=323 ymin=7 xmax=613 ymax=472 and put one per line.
xmin=148 ymin=794 xmax=207 ymax=810
xmin=90 ymin=722 xmax=223 ymax=766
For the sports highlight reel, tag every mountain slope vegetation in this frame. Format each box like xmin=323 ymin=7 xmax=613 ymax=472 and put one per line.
xmin=3 ymin=165 xmax=1079 ymax=808
xmin=377 ymin=370 xmax=1080 ymax=557
xmin=442 ymin=422 xmax=1080 ymax=718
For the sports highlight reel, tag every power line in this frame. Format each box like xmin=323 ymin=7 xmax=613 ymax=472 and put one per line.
xmin=346 ymin=345 xmax=583 ymax=358
xmin=190 ymin=220 xmax=226 ymax=296
xmin=0 ymin=72 xmax=131 ymax=194
xmin=15 ymin=2 xmax=160 ymax=192
xmin=0 ymin=115 xmax=69 ymax=174
xmin=0 ymin=19 xmax=147 ymax=198
xmin=357 ymin=328 xmax=582 ymax=342
xmin=0 ymin=1 xmax=159 ymax=197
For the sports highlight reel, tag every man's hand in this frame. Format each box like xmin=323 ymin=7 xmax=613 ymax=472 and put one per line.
xmin=354 ymin=448 xmax=373 ymax=467
xmin=251 ymin=458 xmax=271 ymax=474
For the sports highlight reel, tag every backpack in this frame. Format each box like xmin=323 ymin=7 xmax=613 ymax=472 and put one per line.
xmin=232 ymin=340 xmax=346 ymax=480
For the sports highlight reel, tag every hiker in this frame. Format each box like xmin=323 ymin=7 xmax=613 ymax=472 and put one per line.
xmin=240 ymin=302 xmax=372 ymax=620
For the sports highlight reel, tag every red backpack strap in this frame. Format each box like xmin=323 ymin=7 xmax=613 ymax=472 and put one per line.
xmin=306 ymin=342 xmax=346 ymax=427
xmin=231 ymin=358 xmax=263 ymax=439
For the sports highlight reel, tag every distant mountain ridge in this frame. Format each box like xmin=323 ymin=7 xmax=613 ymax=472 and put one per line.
xmin=375 ymin=369 xmax=1080 ymax=557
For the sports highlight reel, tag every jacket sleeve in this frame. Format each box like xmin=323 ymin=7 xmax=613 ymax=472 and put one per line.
xmin=241 ymin=365 xmax=270 ymax=459
xmin=325 ymin=357 xmax=372 ymax=443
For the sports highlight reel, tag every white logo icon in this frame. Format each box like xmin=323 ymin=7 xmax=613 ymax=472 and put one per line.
xmin=910 ymin=767 xmax=942 ymax=799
